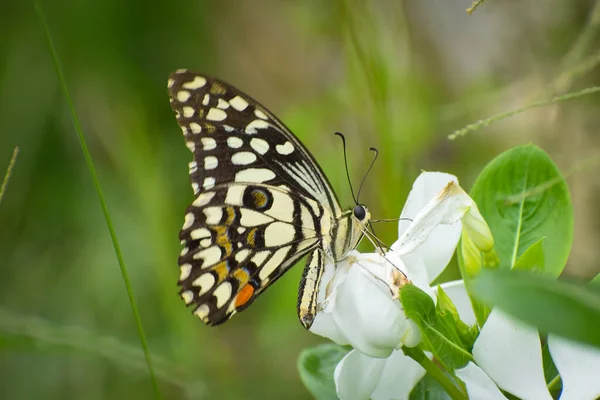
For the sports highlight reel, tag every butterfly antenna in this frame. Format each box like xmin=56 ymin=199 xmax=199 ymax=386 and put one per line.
xmin=356 ymin=147 xmax=378 ymax=204
xmin=335 ymin=132 xmax=358 ymax=204
xmin=371 ymin=217 xmax=414 ymax=223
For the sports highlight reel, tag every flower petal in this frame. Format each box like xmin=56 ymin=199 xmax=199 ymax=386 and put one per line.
xmin=473 ymin=309 xmax=552 ymax=400
xmin=394 ymin=172 xmax=462 ymax=282
xmin=548 ymin=335 xmax=600 ymax=400
xmin=332 ymin=264 xmax=407 ymax=358
xmin=334 ymin=350 xmax=386 ymax=400
xmin=456 ymin=362 xmax=508 ymax=400
xmin=371 ymin=349 xmax=426 ymax=400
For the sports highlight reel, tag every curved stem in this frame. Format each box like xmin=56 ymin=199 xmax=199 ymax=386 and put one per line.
xmin=402 ymin=346 xmax=467 ymax=400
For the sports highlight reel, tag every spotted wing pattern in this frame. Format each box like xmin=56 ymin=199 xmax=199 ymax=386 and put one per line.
xmin=168 ymin=70 xmax=342 ymax=326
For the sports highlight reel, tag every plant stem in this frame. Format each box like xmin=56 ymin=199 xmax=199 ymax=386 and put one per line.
xmin=402 ymin=346 xmax=467 ymax=400
xmin=0 ymin=147 xmax=19 ymax=206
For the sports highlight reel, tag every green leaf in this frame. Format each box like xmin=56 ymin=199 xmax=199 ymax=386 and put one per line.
xmin=401 ymin=284 xmax=474 ymax=369
xmin=297 ymin=343 xmax=349 ymax=400
xmin=591 ymin=273 xmax=600 ymax=286
xmin=409 ymin=373 xmax=452 ymax=400
xmin=469 ymin=144 xmax=573 ymax=277
xmin=470 ymin=269 xmax=600 ymax=348
xmin=437 ymin=286 xmax=478 ymax=350
xmin=513 ymin=238 xmax=545 ymax=272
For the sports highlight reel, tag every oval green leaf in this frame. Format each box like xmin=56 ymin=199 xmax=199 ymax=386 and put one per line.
xmin=469 ymin=144 xmax=573 ymax=277
xmin=297 ymin=343 xmax=349 ymax=400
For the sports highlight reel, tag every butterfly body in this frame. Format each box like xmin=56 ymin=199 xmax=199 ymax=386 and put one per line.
xmin=168 ymin=70 xmax=370 ymax=328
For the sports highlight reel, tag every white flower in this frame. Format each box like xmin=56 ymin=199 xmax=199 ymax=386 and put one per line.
xmin=309 ymin=171 xmax=492 ymax=399
xmin=456 ymin=307 xmax=600 ymax=400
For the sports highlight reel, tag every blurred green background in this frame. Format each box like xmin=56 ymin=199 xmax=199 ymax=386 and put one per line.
xmin=1 ymin=1 xmax=600 ymax=398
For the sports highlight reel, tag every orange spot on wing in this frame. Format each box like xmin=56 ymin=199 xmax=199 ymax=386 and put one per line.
xmin=235 ymin=284 xmax=255 ymax=308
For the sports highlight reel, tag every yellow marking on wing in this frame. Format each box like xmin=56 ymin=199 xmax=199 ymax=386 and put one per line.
xmin=247 ymin=228 xmax=257 ymax=247
xmin=232 ymin=268 xmax=250 ymax=287
xmin=224 ymin=206 xmax=236 ymax=225
xmin=210 ymin=82 xmax=227 ymax=95
xmin=212 ymin=261 xmax=229 ymax=282
xmin=253 ymin=190 xmax=267 ymax=208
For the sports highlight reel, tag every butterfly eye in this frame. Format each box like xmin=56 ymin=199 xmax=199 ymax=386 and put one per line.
xmin=353 ymin=205 xmax=367 ymax=221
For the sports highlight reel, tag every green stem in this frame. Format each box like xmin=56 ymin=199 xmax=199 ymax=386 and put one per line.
xmin=402 ymin=346 xmax=467 ymax=400
xmin=34 ymin=3 xmax=161 ymax=398
xmin=0 ymin=147 xmax=19 ymax=206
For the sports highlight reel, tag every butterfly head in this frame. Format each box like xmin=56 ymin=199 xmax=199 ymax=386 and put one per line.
xmin=353 ymin=204 xmax=370 ymax=224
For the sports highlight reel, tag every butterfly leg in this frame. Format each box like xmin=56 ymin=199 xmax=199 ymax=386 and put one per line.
xmin=297 ymin=248 xmax=324 ymax=329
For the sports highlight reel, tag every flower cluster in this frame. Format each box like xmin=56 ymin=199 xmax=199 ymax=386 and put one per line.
xmin=309 ymin=172 xmax=600 ymax=400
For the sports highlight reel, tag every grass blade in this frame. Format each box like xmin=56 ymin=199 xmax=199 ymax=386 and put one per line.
xmin=0 ymin=147 xmax=19 ymax=207
xmin=34 ymin=3 xmax=161 ymax=397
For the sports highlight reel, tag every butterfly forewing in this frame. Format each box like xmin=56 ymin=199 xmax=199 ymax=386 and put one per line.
xmin=168 ymin=70 xmax=364 ymax=327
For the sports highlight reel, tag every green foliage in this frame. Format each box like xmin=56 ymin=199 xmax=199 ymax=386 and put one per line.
xmin=409 ymin=374 xmax=452 ymax=400
xmin=513 ymin=238 xmax=545 ymax=272
xmin=470 ymin=269 xmax=600 ymax=348
xmin=400 ymin=284 xmax=475 ymax=370
xmin=468 ymin=144 xmax=573 ymax=276
xmin=297 ymin=344 xmax=349 ymax=400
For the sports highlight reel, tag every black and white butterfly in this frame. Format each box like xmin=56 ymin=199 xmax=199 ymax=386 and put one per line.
xmin=168 ymin=70 xmax=370 ymax=329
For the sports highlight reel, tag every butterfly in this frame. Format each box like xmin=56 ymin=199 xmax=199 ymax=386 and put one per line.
xmin=167 ymin=69 xmax=371 ymax=329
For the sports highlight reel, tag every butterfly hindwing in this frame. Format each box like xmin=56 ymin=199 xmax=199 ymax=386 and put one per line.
xmin=177 ymin=182 xmax=323 ymax=325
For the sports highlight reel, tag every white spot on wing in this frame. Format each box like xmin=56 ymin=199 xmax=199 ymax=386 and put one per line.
xmin=231 ymin=151 xmax=257 ymax=165
xmin=227 ymin=136 xmax=243 ymax=149
xmin=207 ymin=108 xmax=227 ymax=122
xmin=167 ymin=78 xmax=175 ymax=88
xmin=217 ymin=98 xmax=230 ymax=109
xmin=264 ymin=222 xmax=295 ymax=247
xmin=180 ymin=247 xmax=189 ymax=256
xmin=224 ymin=185 xmax=245 ymax=206
xmin=182 ymin=76 xmax=207 ymax=89
xmin=264 ymin=191 xmax=294 ymax=222
xmin=204 ymin=156 xmax=218 ymax=170
xmin=181 ymin=290 xmax=194 ymax=304
xmin=259 ymin=246 xmax=290 ymax=280
xmin=214 ymin=282 xmax=232 ymax=308
xmin=250 ymin=138 xmax=269 ymax=155
xmin=179 ymin=263 xmax=192 ymax=281
xmin=183 ymin=106 xmax=195 ymax=118
xmin=191 ymin=182 xmax=200 ymax=194
xmin=235 ymin=168 xmax=276 ymax=183
xmin=245 ymin=119 xmax=270 ymax=134
xmin=203 ymin=207 xmax=223 ymax=224
xmin=276 ymin=141 xmax=295 ymax=155
xmin=235 ymin=249 xmax=250 ymax=262
xmin=183 ymin=212 xmax=195 ymax=230
xmin=229 ymin=96 xmax=249 ymax=111
xmin=203 ymin=177 xmax=216 ymax=189
xmin=193 ymin=246 xmax=222 ymax=266
xmin=190 ymin=227 xmax=211 ymax=240
xmin=254 ymin=109 xmax=268 ymax=120
xmin=202 ymin=94 xmax=210 ymax=106
xmin=251 ymin=251 xmax=270 ymax=266
xmin=192 ymin=273 xmax=215 ymax=296
xmin=240 ymin=209 xmax=274 ymax=227
xmin=194 ymin=304 xmax=210 ymax=319
xmin=189 ymin=161 xmax=198 ymax=174
xmin=189 ymin=122 xmax=202 ymax=134
xmin=193 ymin=192 xmax=215 ymax=207
xmin=177 ymin=90 xmax=191 ymax=102
xmin=201 ymin=137 xmax=216 ymax=150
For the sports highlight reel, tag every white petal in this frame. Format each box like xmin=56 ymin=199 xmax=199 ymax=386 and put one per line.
xmin=437 ymin=280 xmax=477 ymax=325
xmin=310 ymin=312 xmax=349 ymax=345
xmin=333 ymin=264 xmax=407 ymax=358
xmin=473 ymin=309 xmax=552 ymax=400
xmin=548 ymin=335 xmax=600 ymax=400
xmin=334 ymin=350 xmax=386 ymax=400
xmin=393 ymin=172 xmax=462 ymax=282
xmin=371 ymin=349 xmax=426 ymax=400
xmin=456 ymin=362 xmax=508 ymax=400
